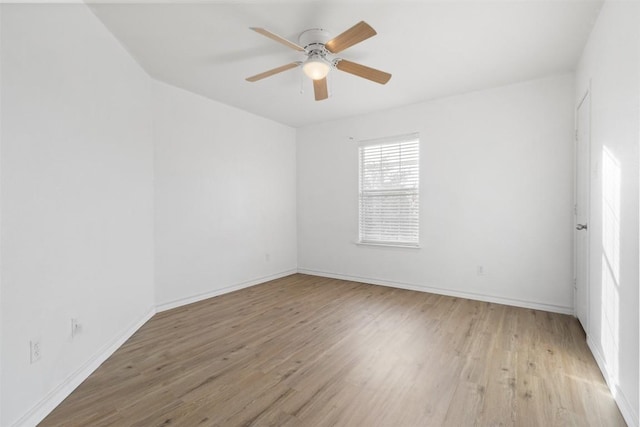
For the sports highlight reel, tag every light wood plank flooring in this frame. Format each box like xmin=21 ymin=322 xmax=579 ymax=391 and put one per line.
xmin=40 ymin=274 xmax=625 ymax=426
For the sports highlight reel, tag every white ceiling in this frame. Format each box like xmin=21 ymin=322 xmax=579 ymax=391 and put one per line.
xmin=87 ymin=1 xmax=602 ymax=127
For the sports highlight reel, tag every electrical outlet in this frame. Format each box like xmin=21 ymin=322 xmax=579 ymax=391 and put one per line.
xmin=30 ymin=340 xmax=41 ymax=364
xmin=71 ymin=318 xmax=82 ymax=338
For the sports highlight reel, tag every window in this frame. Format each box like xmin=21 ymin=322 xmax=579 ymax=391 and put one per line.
xmin=358 ymin=133 xmax=420 ymax=246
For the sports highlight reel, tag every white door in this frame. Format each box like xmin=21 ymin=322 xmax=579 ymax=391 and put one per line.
xmin=575 ymin=91 xmax=591 ymax=331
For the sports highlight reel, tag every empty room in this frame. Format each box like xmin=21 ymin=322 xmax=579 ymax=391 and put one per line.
xmin=0 ymin=0 xmax=639 ymax=426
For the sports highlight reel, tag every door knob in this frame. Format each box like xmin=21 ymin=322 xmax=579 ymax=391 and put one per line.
xmin=576 ymin=224 xmax=588 ymax=230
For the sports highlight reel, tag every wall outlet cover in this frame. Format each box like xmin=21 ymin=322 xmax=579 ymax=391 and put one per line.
xmin=30 ymin=340 xmax=42 ymax=364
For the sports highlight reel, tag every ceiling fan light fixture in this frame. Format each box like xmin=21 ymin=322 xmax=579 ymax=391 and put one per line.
xmin=302 ymin=54 xmax=330 ymax=80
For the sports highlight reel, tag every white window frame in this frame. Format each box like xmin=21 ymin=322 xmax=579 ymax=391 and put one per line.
xmin=358 ymin=133 xmax=420 ymax=248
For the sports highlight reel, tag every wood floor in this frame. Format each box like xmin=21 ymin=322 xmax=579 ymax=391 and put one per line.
xmin=40 ymin=274 xmax=625 ymax=426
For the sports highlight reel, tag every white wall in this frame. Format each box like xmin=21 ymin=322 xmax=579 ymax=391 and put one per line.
xmin=0 ymin=4 xmax=298 ymax=423
xmin=153 ymin=80 xmax=297 ymax=309
xmin=575 ymin=2 xmax=640 ymax=425
xmin=298 ymin=74 xmax=576 ymax=313
xmin=0 ymin=4 xmax=155 ymax=426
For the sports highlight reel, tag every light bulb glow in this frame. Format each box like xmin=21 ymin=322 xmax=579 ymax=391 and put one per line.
xmin=303 ymin=56 xmax=330 ymax=80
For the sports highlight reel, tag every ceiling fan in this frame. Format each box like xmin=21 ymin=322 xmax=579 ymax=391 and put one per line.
xmin=245 ymin=21 xmax=392 ymax=101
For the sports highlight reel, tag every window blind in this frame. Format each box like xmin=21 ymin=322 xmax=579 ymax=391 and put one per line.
xmin=358 ymin=134 xmax=419 ymax=246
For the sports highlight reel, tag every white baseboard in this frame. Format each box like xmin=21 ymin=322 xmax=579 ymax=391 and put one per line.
xmin=297 ymin=269 xmax=574 ymax=315
xmin=13 ymin=271 xmax=298 ymax=426
xmin=587 ymin=336 xmax=639 ymax=427
xmin=9 ymin=269 xmax=588 ymax=426
xmin=156 ymin=269 xmax=298 ymax=312
xmin=14 ymin=307 xmax=156 ymax=427
xmin=299 ymin=269 xmax=639 ymax=424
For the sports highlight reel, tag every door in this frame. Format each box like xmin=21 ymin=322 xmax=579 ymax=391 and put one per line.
xmin=575 ymin=90 xmax=591 ymax=332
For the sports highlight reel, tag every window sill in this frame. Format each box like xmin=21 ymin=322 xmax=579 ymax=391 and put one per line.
xmin=356 ymin=241 xmax=421 ymax=249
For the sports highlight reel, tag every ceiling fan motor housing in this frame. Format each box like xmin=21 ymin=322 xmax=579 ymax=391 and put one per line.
xmin=298 ymin=28 xmax=332 ymax=59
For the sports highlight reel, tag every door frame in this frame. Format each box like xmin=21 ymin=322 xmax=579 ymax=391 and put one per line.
xmin=574 ymin=86 xmax=591 ymax=333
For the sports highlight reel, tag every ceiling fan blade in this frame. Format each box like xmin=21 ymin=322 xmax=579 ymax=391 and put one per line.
xmin=246 ymin=62 xmax=300 ymax=82
xmin=325 ymin=21 xmax=377 ymax=54
xmin=313 ymin=77 xmax=329 ymax=101
xmin=335 ymin=59 xmax=391 ymax=84
xmin=250 ymin=27 xmax=305 ymax=52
